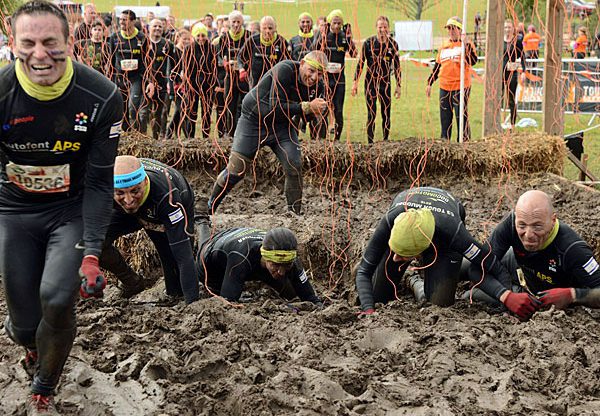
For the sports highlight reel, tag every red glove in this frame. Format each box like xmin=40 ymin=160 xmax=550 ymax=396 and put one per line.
xmin=539 ymin=288 xmax=575 ymax=309
xmin=357 ymin=308 xmax=376 ymax=318
xmin=79 ymin=255 xmax=106 ymax=299
xmin=239 ymin=69 xmax=248 ymax=83
xmin=502 ymin=292 xmax=540 ymax=320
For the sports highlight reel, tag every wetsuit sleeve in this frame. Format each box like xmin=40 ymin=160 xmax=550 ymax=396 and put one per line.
xmin=288 ymin=261 xmax=320 ymax=303
xmin=82 ymin=87 xmax=123 ymax=257
xmin=392 ymin=40 xmax=402 ymax=84
xmin=355 ymin=213 xmax=394 ymax=310
xmin=353 ymin=39 xmax=367 ymax=81
xmin=157 ymin=198 xmax=200 ymax=303
xmin=455 ymin=220 xmax=512 ymax=300
xmin=427 ymin=62 xmax=441 ymax=86
xmin=517 ymin=39 xmax=526 ymax=71
xmin=270 ymin=63 xmax=303 ymax=116
xmin=237 ymin=37 xmax=251 ymax=71
xmin=209 ymin=43 xmax=218 ymax=88
xmin=564 ymin=243 xmax=600 ymax=289
xmin=220 ymin=252 xmax=254 ymax=301
xmin=466 ymin=41 xmax=478 ymax=66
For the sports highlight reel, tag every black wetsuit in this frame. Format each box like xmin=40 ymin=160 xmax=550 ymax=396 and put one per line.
xmin=213 ymin=36 xmax=227 ymax=137
xmin=197 ymin=228 xmax=320 ymax=303
xmin=288 ymin=31 xmax=314 ymax=61
xmin=0 ymin=61 xmax=122 ymax=396
xmin=189 ymin=41 xmax=217 ymax=138
xmin=74 ymin=39 xmax=108 ymax=75
xmin=355 ymin=187 xmax=511 ymax=310
xmin=313 ymin=27 xmax=356 ymax=141
xmin=503 ymin=39 xmax=526 ymax=126
xmin=147 ymin=37 xmax=174 ymax=139
xmin=354 ymin=35 xmax=401 ymax=143
xmin=108 ymin=29 xmax=149 ymax=132
xmin=238 ymin=32 xmax=289 ymax=88
xmin=100 ymin=158 xmax=199 ymax=304
xmin=212 ymin=60 xmax=322 ymax=214
xmin=469 ymin=213 xmax=600 ymax=301
xmin=219 ymin=29 xmax=250 ymax=136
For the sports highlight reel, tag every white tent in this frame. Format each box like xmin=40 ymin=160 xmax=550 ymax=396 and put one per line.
xmin=113 ymin=6 xmax=171 ymax=19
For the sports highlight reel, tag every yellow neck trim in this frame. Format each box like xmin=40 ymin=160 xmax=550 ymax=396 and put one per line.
xmin=229 ymin=27 xmax=245 ymax=42
xmin=140 ymin=178 xmax=151 ymax=206
xmin=121 ymin=27 xmax=139 ymax=40
xmin=540 ymin=219 xmax=559 ymax=250
xmin=15 ymin=57 xmax=74 ymax=101
xmin=299 ymin=30 xmax=313 ymax=38
xmin=260 ymin=32 xmax=278 ymax=46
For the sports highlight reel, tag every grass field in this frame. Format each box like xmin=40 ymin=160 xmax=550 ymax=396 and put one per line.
xmin=94 ymin=0 xmax=598 ymax=181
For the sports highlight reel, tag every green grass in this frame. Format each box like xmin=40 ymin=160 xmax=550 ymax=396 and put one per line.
xmin=95 ymin=0 xmax=598 ymax=181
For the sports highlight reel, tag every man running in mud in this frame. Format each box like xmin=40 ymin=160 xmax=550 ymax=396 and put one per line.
xmin=0 ymin=1 xmax=122 ymax=413
xmin=468 ymin=190 xmax=600 ymax=320
xmin=355 ymin=187 xmax=512 ymax=315
xmin=207 ymin=51 xmax=328 ymax=215
xmin=100 ymin=156 xmax=204 ymax=304
xmin=196 ymin=226 xmax=321 ymax=306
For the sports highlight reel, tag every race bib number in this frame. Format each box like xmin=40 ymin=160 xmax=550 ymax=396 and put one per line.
xmin=6 ymin=162 xmax=70 ymax=193
xmin=121 ymin=59 xmax=139 ymax=71
xmin=326 ymin=62 xmax=342 ymax=73
xmin=505 ymin=61 xmax=520 ymax=71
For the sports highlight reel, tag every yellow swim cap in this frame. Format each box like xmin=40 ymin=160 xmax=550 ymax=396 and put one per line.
xmin=327 ymin=9 xmax=344 ymax=24
xmin=388 ymin=209 xmax=435 ymax=257
xmin=192 ymin=22 xmax=208 ymax=38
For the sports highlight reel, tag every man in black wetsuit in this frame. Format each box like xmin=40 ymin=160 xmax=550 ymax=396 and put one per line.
xmin=355 ymin=187 xmax=512 ymax=315
xmin=196 ymin=227 xmax=321 ymax=305
xmin=219 ymin=10 xmax=250 ymax=138
xmin=238 ymin=15 xmax=289 ymax=89
xmin=207 ymin=51 xmax=328 ymax=215
xmin=0 ymin=2 xmax=122 ymax=412
xmin=107 ymin=9 xmax=154 ymax=133
xmin=288 ymin=12 xmax=315 ymax=62
xmin=146 ymin=18 xmax=174 ymax=140
xmin=73 ymin=19 xmax=108 ymax=75
xmin=99 ymin=156 xmax=201 ymax=304
xmin=351 ymin=16 xmax=402 ymax=143
xmin=312 ymin=9 xmax=357 ymax=141
xmin=468 ymin=190 xmax=600 ymax=320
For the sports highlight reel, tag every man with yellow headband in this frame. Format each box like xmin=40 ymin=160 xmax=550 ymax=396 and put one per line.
xmin=100 ymin=156 xmax=201 ymax=304
xmin=207 ymin=51 xmax=328 ymax=215
xmin=196 ymin=227 xmax=321 ymax=305
xmin=468 ymin=190 xmax=600 ymax=319
xmin=0 ymin=1 xmax=122 ymax=412
xmin=355 ymin=187 xmax=511 ymax=315
xmin=237 ymin=16 xmax=290 ymax=88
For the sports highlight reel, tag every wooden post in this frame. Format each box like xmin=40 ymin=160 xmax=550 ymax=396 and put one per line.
xmin=579 ymin=154 xmax=589 ymax=181
xmin=481 ymin=0 xmax=504 ymax=137
xmin=542 ymin=0 xmax=565 ymax=136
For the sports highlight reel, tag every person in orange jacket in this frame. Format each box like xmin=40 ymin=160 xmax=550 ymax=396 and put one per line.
xmin=523 ymin=24 xmax=541 ymax=64
xmin=573 ymin=26 xmax=588 ymax=59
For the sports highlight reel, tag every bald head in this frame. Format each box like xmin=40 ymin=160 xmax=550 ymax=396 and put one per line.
xmin=515 ymin=190 xmax=554 ymax=217
xmin=114 ymin=155 xmax=142 ymax=176
xmin=514 ymin=190 xmax=557 ymax=252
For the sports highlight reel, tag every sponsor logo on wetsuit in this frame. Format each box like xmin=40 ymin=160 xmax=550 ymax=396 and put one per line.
xmin=2 ymin=115 xmax=36 ymax=131
xmin=4 ymin=141 xmax=50 ymax=152
xmin=74 ymin=112 xmax=88 ymax=132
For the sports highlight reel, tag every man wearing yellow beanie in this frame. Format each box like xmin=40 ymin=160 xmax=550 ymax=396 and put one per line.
xmin=355 ymin=187 xmax=512 ymax=314
xmin=289 ymin=12 xmax=315 ymax=61
xmin=312 ymin=9 xmax=357 ymax=140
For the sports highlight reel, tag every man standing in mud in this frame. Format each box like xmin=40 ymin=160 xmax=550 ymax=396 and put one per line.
xmin=100 ymin=156 xmax=204 ymax=304
xmin=207 ymin=51 xmax=328 ymax=215
xmin=468 ymin=190 xmax=600 ymax=320
xmin=355 ymin=187 xmax=512 ymax=315
xmin=0 ymin=1 xmax=122 ymax=413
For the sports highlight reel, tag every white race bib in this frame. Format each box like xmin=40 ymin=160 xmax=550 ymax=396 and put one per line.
xmin=326 ymin=62 xmax=342 ymax=73
xmin=6 ymin=162 xmax=70 ymax=193
xmin=506 ymin=61 xmax=520 ymax=71
xmin=121 ymin=59 xmax=139 ymax=71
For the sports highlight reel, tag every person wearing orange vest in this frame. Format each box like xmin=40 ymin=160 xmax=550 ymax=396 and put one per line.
xmin=523 ymin=24 xmax=541 ymax=62
xmin=426 ymin=16 xmax=477 ymax=141
xmin=573 ymin=26 xmax=588 ymax=59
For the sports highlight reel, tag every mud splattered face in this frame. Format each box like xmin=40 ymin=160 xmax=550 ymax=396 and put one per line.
xmin=114 ymin=180 xmax=148 ymax=214
xmin=264 ymin=261 xmax=293 ymax=280
xmin=515 ymin=206 xmax=556 ymax=252
xmin=12 ymin=13 xmax=72 ymax=86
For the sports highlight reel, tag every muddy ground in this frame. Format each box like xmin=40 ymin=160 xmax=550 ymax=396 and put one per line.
xmin=1 ymin=142 xmax=600 ymax=415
